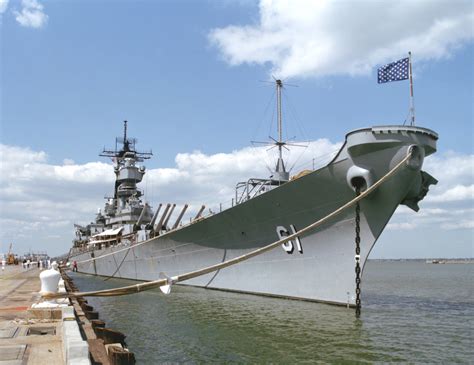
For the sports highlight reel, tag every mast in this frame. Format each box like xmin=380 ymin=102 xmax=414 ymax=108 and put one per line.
xmin=276 ymin=79 xmax=283 ymax=162
xmin=236 ymin=79 xmax=307 ymax=203
xmin=100 ymin=120 xmax=152 ymax=162
xmin=123 ymin=120 xmax=128 ymax=143
xmin=408 ymin=52 xmax=416 ymax=126
xmin=274 ymin=79 xmax=289 ymax=182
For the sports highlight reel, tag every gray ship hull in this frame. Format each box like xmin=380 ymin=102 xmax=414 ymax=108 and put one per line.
xmin=70 ymin=126 xmax=437 ymax=306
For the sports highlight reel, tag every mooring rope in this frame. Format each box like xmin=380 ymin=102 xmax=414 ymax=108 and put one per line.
xmin=45 ymin=153 xmax=411 ymax=299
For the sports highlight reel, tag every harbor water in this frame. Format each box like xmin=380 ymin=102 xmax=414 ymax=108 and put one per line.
xmin=72 ymin=261 xmax=473 ymax=363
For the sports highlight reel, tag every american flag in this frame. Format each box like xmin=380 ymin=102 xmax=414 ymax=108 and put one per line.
xmin=377 ymin=57 xmax=409 ymax=84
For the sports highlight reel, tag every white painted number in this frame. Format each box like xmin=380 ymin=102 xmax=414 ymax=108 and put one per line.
xmin=276 ymin=225 xmax=303 ymax=254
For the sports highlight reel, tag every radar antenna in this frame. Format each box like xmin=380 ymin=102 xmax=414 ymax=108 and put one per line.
xmin=100 ymin=120 xmax=153 ymax=162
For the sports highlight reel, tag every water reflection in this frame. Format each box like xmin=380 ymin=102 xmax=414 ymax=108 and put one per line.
xmin=71 ymin=261 xmax=473 ymax=363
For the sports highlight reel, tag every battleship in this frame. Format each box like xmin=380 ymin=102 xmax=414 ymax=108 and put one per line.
xmin=69 ymin=80 xmax=438 ymax=306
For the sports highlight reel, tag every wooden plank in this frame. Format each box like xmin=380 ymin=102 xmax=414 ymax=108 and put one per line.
xmin=85 ymin=311 xmax=99 ymax=320
xmin=95 ymin=328 xmax=126 ymax=346
xmin=83 ymin=323 xmax=98 ymax=340
xmin=88 ymin=339 xmax=110 ymax=365
xmin=108 ymin=345 xmax=136 ymax=365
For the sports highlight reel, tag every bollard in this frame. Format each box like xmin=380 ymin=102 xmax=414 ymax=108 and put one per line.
xmin=32 ymin=261 xmax=67 ymax=308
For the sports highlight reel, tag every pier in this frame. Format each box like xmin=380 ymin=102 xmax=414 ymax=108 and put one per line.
xmin=0 ymin=265 xmax=65 ymax=364
xmin=0 ymin=264 xmax=135 ymax=364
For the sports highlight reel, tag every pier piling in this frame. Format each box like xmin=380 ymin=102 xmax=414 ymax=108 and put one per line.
xmin=60 ymin=267 xmax=136 ymax=364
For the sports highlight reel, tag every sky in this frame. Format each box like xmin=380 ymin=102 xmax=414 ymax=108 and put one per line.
xmin=0 ymin=0 xmax=473 ymax=258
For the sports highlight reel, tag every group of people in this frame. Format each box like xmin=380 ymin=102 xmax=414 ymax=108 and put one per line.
xmin=0 ymin=258 xmax=77 ymax=272
xmin=21 ymin=259 xmax=51 ymax=270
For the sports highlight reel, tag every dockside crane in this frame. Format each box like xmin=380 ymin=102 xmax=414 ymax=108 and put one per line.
xmin=7 ymin=243 xmax=18 ymax=265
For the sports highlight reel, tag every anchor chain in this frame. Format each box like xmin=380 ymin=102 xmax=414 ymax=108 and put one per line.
xmin=355 ymin=186 xmax=362 ymax=317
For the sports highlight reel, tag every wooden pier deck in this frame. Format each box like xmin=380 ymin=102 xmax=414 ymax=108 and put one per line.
xmin=0 ymin=265 xmax=64 ymax=364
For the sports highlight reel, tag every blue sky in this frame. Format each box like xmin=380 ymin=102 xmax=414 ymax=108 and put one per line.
xmin=0 ymin=0 xmax=473 ymax=257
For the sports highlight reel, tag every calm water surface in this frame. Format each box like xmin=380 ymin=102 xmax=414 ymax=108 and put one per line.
xmin=72 ymin=261 xmax=473 ymax=363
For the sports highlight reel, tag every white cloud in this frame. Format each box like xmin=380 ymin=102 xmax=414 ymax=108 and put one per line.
xmin=387 ymin=152 xmax=474 ymax=232
xmin=0 ymin=140 xmax=340 ymax=255
xmin=429 ymin=184 xmax=474 ymax=202
xmin=0 ymin=0 xmax=9 ymax=14
xmin=0 ymin=145 xmax=110 ymax=180
xmin=421 ymin=152 xmax=474 ymax=204
xmin=424 ymin=152 xmax=474 ymax=187
xmin=1 ymin=142 xmax=472 ymax=256
xmin=209 ymin=0 xmax=474 ymax=78
xmin=14 ymin=0 xmax=48 ymax=28
xmin=147 ymin=139 xmax=340 ymax=210
xmin=391 ymin=206 xmax=474 ymax=230
xmin=386 ymin=222 xmax=416 ymax=231
xmin=440 ymin=220 xmax=474 ymax=230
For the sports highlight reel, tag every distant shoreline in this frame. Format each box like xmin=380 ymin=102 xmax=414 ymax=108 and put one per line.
xmin=368 ymin=258 xmax=474 ymax=264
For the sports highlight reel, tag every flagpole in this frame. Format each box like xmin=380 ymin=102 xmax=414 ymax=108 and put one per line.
xmin=408 ymin=51 xmax=415 ymax=126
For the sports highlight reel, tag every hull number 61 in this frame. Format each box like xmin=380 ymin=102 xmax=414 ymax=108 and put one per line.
xmin=276 ymin=225 xmax=303 ymax=254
